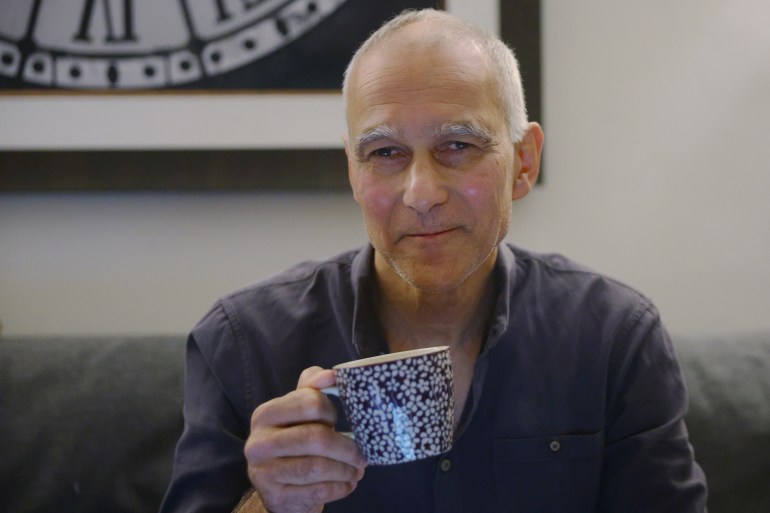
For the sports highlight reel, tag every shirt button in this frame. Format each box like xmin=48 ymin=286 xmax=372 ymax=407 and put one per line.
xmin=549 ymin=440 xmax=561 ymax=452
xmin=440 ymin=458 xmax=452 ymax=472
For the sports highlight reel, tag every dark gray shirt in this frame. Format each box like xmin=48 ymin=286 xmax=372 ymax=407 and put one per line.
xmin=161 ymin=243 xmax=707 ymax=512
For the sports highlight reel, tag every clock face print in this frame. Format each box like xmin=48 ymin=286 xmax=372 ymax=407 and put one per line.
xmin=0 ymin=0 xmax=353 ymax=90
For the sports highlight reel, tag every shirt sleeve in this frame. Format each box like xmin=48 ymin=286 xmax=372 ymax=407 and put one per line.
xmin=598 ymin=301 xmax=708 ymax=512
xmin=159 ymin=303 xmax=253 ymax=513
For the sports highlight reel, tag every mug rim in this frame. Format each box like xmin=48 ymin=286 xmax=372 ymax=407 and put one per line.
xmin=333 ymin=346 xmax=449 ymax=370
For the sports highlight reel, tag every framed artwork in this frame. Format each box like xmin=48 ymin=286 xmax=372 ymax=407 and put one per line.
xmin=0 ymin=0 xmax=541 ymax=191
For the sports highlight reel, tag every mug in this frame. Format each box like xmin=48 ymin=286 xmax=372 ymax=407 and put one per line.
xmin=323 ymin=346 xmax=454 ymax=465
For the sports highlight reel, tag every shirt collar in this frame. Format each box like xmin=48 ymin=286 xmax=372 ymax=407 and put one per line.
xmin=350 ymin=245 xmax=387 ymax=358
xmin=486 ymin=242 xmax=516 ymax=352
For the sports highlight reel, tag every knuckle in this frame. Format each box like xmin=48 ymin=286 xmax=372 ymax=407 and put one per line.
xmin=298 ymin=389 xmax=328 ymax=419
xmin=243 ymin=437 xmax=263 ymax=462
xmin=250 ymin=400 xmax=272 ymax=427
xmin=244 ymin=428 xmax=275 ymax=463
xmin=301 ymin=423 xmax=334 ymax=452
xmin=298 ymin=366 xmax=323 ymax=386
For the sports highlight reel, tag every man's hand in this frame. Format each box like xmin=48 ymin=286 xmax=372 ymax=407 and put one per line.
xmin=243 ymin=367 xmax=367 ymax=513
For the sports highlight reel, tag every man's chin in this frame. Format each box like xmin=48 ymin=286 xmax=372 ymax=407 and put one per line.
xmin=375 ymin=247 xmax=485 ymax=293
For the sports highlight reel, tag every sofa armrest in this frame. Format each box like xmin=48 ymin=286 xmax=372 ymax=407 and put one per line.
xmin=0 ymin=336 xmax=186 ymax=513
xmin=676 ymin=331 xmax=770 ymax=513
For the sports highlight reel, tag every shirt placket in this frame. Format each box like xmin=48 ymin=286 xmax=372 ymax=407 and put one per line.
xmin=434 ymin=452 xmax=463 ymax=512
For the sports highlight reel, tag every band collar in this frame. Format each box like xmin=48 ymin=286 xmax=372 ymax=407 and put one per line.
xmin=350 ymin=245 xmax=386 ymax=358
xmin=485 ymin=242 xmax=516 ymax=352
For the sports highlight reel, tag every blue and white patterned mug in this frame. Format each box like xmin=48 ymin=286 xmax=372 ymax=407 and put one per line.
xmin=323 ymin=346 xmax=454 ymax=466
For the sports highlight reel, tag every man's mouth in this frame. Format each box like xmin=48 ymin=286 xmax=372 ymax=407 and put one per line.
xmin=406 ymin=228 xmax=457 ymax=239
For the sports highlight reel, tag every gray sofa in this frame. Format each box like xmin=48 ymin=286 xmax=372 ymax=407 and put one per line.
xmin=1 ymin=332 xmax=768 ymax=513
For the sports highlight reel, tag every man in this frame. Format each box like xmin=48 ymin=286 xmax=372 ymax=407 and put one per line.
xmin=161 ymin=9 xmax=707 ymax=513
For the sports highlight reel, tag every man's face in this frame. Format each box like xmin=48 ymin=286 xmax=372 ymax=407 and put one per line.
xmin=345 ymin=35 xmax=519 ymax=294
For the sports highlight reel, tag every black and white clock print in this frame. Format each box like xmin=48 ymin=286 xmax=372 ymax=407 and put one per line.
xmin=0 ymin=0 xmax=443 ymax=91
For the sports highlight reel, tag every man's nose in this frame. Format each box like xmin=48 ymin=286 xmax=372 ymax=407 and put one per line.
xmin=402 ymin=155 xmax=448 ymax=214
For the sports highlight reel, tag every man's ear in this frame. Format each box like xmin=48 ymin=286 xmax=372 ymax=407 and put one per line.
xmin=512 ymin=122 xmax=544 ymax=200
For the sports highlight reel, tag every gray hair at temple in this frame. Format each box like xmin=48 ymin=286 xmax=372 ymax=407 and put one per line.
xmin=341 ymin=8 xmax=529 ymax=143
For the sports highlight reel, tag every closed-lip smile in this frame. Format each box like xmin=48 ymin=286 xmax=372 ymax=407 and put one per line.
xmin=406 ymin=228 xmax=457 ymax=239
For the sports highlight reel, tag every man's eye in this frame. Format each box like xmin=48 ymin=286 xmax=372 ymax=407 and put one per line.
xmin=447 ymin=141 xmax=472 ymax=151
xmin=371 ymin=147 xmax=400 ymax=158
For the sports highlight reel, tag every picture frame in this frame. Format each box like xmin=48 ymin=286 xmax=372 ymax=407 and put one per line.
xmin=0 ymin=0 xmax=540 ymax=191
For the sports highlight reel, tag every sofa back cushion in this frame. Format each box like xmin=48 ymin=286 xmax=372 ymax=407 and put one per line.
xmin=2 ymin=332 xmax=769 ymax=513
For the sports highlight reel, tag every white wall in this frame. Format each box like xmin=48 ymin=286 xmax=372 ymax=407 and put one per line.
xmin=513 ymin=0 xmax=770 ymax=336
xmin=1 ymin=0 xmax=769 ymax=337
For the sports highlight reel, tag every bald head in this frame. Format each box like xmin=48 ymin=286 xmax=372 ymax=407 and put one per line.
xmin=342 ymin=9 xmax=528 ymax=142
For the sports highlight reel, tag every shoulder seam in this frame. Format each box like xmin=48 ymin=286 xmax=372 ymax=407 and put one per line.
xmin=513 ymin=248 xmax=649 ymax=301
xmin=224 ymin=256 xmax=354 ymax=302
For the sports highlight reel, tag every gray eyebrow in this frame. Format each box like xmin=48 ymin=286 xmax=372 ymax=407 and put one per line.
xmin=354 ymin=124 xmax=400 ymax=159
xmin=433 ymin=122 xmax=498 ymax=145
xmin=353 ymin=121 xmax=498 ymax=160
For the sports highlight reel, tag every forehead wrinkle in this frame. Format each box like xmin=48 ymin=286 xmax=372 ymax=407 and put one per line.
xmin=362 ymin=77 xmax=485 ymax=105
xmin=354 ymin=60 xmax=490 ymax=105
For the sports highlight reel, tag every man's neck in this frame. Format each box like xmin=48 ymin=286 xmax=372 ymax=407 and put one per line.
xmin=373 ymin=250 xmax=497 ymax=354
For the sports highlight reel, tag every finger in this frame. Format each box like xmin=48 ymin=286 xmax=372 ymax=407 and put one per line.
xmin=246 ymin=423 xmax=367 ymax=469
xmin=251 ymin=387 xmax=338 ymax=429
xmin=257 ymin=480 xmax=359 ymax=513
xmin=274 ymin=424 xmax=366 ymax=467
xmin=268 ymin=456 xmax=366 ymax=486
xmin=283 ymin=480 xmax=360 ymax=505
xmin=297 ymin=367 xmax=336 ymax=389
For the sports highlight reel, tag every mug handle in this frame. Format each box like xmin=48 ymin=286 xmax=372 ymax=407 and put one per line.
xmin=319 ymin=387 xmax=355 ymax=440
xmin=320 ymin=386 xmax=339 ymax=396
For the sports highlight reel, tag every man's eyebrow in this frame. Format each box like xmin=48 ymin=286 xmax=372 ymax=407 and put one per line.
xmin=353 ymin=121 xmax=498 ymax=159
xmin=354 ymin=125 xmax=399 ymax=159
xmin=433 ymin=122 xmax=498 ymax=146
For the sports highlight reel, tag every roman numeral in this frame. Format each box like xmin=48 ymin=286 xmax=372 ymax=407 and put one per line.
xmin=73 ymin=0 xmax=137 ymax=43
xmin=213 ymin=0 xmax=270 ymax=24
